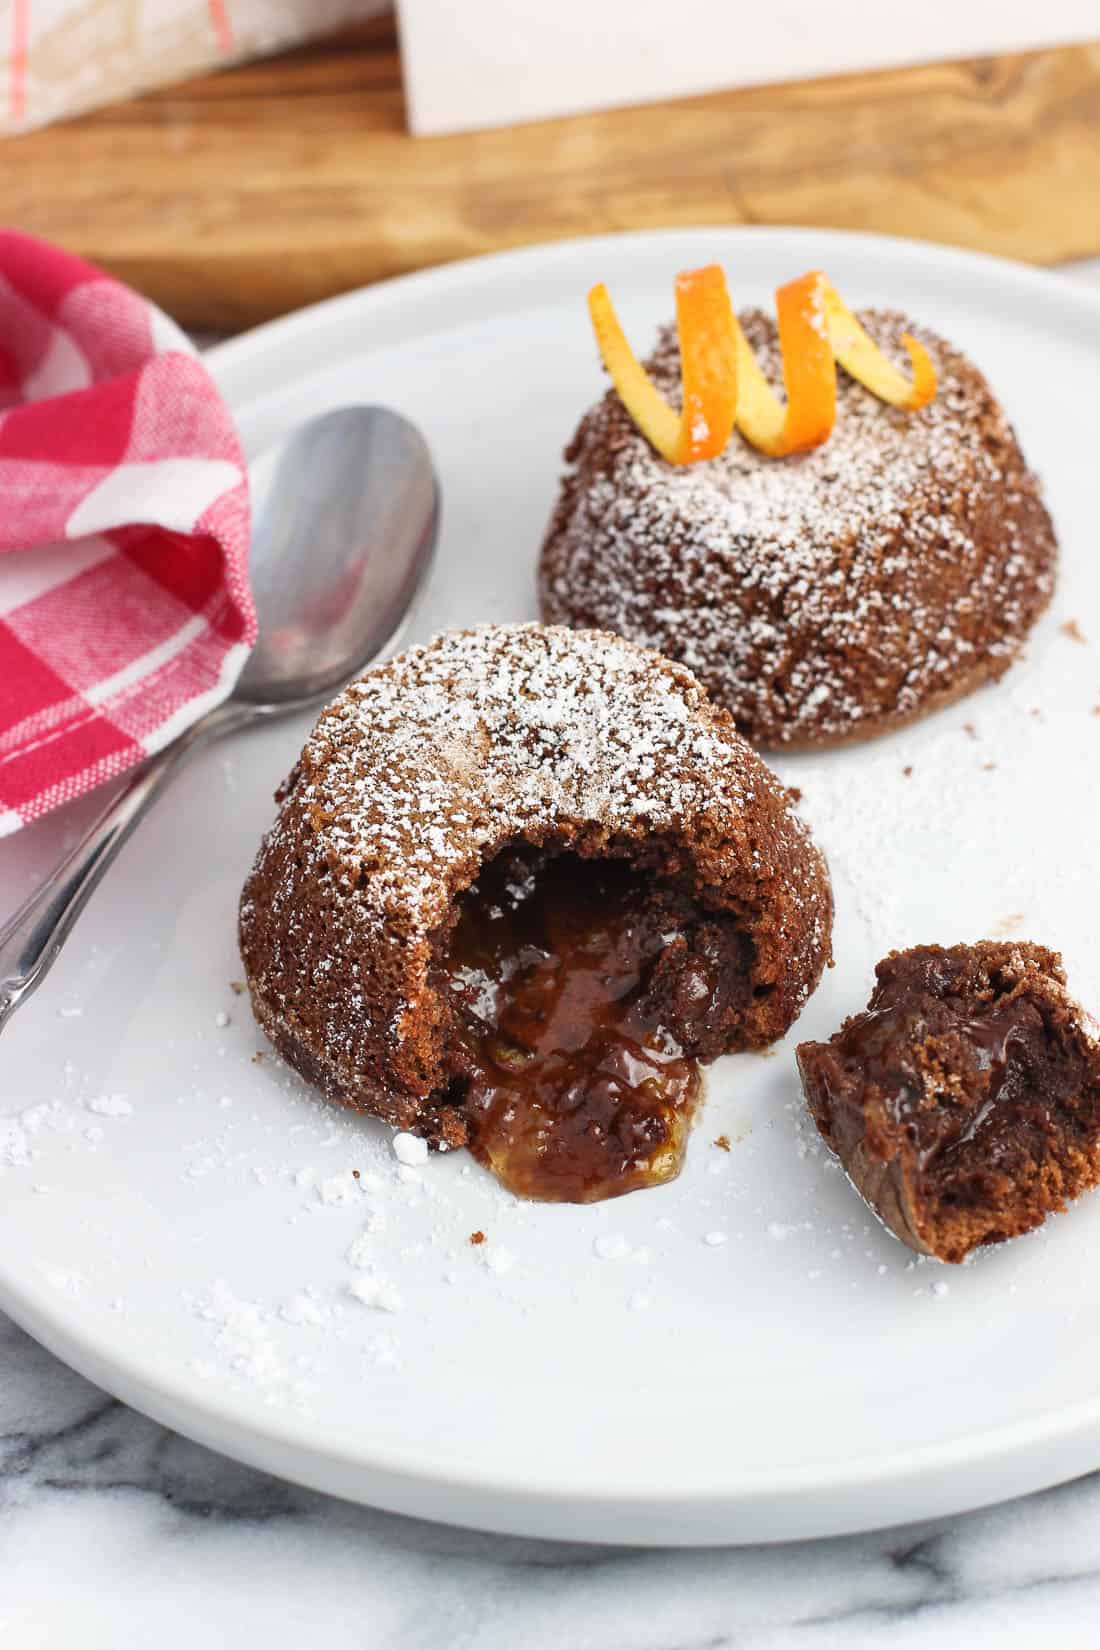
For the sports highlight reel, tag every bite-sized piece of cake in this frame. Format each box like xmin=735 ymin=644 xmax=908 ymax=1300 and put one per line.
xmin=540 ymin=310 xmax=1057 ymax=748
xmin=797 ymin=943 xmax=1100 ymax=1262
xmin=240 ymin=624 xmax=833 ymax=1202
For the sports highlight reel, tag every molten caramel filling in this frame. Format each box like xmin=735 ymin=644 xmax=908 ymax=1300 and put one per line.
xmin=442 ymin=850 xmax=706 ymax=1203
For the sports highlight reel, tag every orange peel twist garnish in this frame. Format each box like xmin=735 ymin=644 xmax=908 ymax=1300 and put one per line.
xmin=588 ymin=265 xmax=738 ymax=464
xmin=816 ymin=275 xmax=937 ymax=413
xmin=587 ymin=266 xmax=937 ymax=465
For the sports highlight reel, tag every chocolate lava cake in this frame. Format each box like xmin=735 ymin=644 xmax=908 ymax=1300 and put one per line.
xmin=240 ymin=624 xmax=833 ymax=1201
xmin=540 ymin=310 xmax=1057 ymax=748
xmin=797 ymin=943 xmax=1100 ymax=1262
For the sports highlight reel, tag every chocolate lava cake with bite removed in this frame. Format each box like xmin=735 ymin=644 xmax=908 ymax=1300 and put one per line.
xmin=540 ymin=309 xmax=1057 ymax=748
xmin=798 ymin=943 xmax=1100 ymax=1263
xmin=240 ymin=623 xmax=833 ymax=1203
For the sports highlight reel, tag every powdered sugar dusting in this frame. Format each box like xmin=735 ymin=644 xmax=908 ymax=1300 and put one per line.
xmin=290 ymin=624 xmax=762 ymax=936
xmin=348 ymin=1273 xmax=403 ymax=1313
xmin=86 ymin=1093 xmax=132 ymax=1118
xmin=1 ymin=1102 xmax=65 ymax=1170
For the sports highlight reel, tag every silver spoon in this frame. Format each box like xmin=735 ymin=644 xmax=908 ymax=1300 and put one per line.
xmin=0 ymin=404 xmax=439 ymax=1033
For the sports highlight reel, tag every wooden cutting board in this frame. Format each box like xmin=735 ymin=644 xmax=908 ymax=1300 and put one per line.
xmin=8 ymin=18 xmax=1100 ymax=332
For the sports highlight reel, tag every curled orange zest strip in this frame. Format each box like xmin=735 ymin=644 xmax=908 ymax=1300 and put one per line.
xmin=589 ymin=266 xmax=937 ymax=464
xmin=675 ymin=266 xmax=740 ymax=462
xmin=588 ymin=265 xmax=738 ymax=466
xmin=732 ymin=271 xmax=836 ymax=458
xmin=813 ymin=273 xmax=937 ymax=411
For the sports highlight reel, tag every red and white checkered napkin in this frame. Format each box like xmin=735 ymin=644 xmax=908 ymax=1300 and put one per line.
xmin=0 ymin=230 xmax=256 ymax=835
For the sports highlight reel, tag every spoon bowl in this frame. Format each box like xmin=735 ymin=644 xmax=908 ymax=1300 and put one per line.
xmin=237 ymin=405 xmax=438 ymax=708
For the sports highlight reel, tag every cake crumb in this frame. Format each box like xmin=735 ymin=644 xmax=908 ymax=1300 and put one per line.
xmin=713 ymin=1134 xmax=731 ymax=1152
xmin=902 ymin=765 xmax=913 ymax=778
xmin=469 ymin=1230 xmax=486 ymax=1245
xmin=800 ymin=941 xmax=1094 ymax=1264
xmin=962 ymin=721 xmax=978 ymax=739
xmin=251 ymin=1051 xmax=266 ymax=1065
xmin=230 ymin=980 xmax=245 ymax=995
xmin=1061 ymin=618 xmax=1087 ymax=644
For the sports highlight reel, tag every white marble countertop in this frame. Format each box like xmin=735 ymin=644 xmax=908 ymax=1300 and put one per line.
xmin=3 ymin=255 xmax=1100 ymax=1650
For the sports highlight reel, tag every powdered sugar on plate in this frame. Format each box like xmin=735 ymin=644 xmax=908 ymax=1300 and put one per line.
xmin=1 ymin=1102 xmax=66 ymax=1170
xmin=86 ymin=1094 xmax=132 ymax=1118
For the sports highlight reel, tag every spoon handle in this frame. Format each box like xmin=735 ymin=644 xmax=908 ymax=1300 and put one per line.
xmin=0 ymin=701 xmax=244 ymax=1034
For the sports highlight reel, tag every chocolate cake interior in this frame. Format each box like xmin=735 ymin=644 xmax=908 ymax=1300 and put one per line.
xmin=434 ymin=841 xmax=756 ymax=1203
xmin=799 ymin=946 xmax=1100 ymax=1261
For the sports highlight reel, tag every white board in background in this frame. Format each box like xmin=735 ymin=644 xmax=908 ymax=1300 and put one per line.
xmin=397 ymin=0 xmax=1095 ymax=136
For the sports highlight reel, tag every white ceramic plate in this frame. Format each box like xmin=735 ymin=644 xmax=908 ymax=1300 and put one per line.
xmin=2 ymin=229 xmax=1100 ymax=1546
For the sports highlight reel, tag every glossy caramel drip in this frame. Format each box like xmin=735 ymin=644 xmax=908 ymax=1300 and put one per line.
xmin=443 ymin=851 xmax=703 ymax=1203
